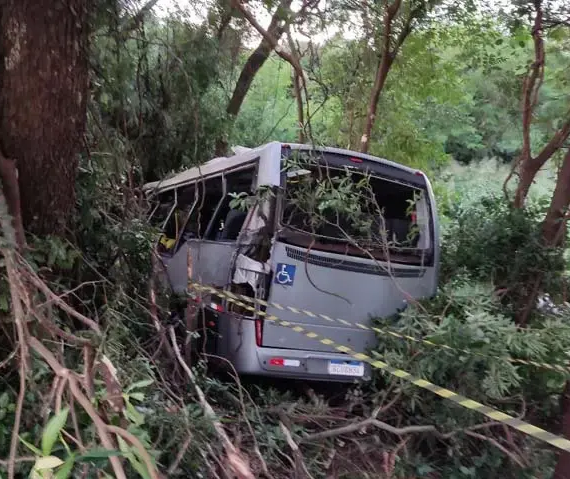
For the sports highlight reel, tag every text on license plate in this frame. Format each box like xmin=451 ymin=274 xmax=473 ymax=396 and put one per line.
xmin=327 ymin=360 xmax=364 ymax=377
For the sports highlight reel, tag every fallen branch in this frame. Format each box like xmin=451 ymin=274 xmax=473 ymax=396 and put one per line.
xmin=107 ymin=425 xmax=161 ymax=479
xmin=168 ymin=327 xmax=255 ymax=479
xmin=167 ymin=433 xmax=192 ymax=475
xmin=279 ymin=419 xmax=314 ymax=479
xmin=23 ymin=267 xmax=101 ymax=334
xmin=28 ymin=337 xmax=127 ymax=479
xmin=7 ymin=353 xmax=26 ymax=479
xmin=1 ymin=189 xmax=29 ymax=479
xmin=465 ymin=430 xmax=526 ymax=468
xmin=301 ymin=418 xmax=436 ymax=443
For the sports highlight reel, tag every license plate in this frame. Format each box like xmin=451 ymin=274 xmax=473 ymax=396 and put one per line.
xmin=327 ymin=360 xmax=364 ymax=377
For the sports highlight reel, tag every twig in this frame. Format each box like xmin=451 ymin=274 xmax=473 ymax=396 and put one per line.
xmin=54 ymin=376 xmax=69 ymax=414
xmin=0 ymin=456 xmax=36 ymax=468
xmin=3 ymin=257 xmax=28 ymax=479
xmin=279 ymin=420 xmax=314 ymax=479
xmin=211 ymin=355 xmax=271 ymax=477
xmin=28 ymin=337 xmax=127 ymax=479
xmin=107 ymin=425 xmax=161 ymax=479
xmin=168 ymin=327 xmax=255 ymax=479
xmin=22 ymin=266 xmax=101 ymax=334
xmin=376 ymin=390 xmax=402 ymax=416
xmin=167 ymin=433 xmax=192 ymax=475
xmin=7 ymin=351 xmax=26 ymax=479
xmin=465 ymin=430 xmax=526 ymax=468
xmin=301 ymin=418 xmax=436 ymax=443
xmin=0 ymin=349 xmax=16 ymax=370
xmin=70 ymin=397 xmax=86 ymax=453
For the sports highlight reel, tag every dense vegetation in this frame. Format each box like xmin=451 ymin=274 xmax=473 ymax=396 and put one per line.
xmin=1 ymin=0 xmax=570 ymax=478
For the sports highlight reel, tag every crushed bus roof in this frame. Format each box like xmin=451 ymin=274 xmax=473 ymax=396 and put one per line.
xmin=143 ymin=142 xmax=422 ymax=195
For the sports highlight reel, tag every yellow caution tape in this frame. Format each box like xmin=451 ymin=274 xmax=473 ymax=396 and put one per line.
xmin=189 ymin=281 xmax=570 ymax=452
xmin=190 ymin=282 xmax=570 ymax=375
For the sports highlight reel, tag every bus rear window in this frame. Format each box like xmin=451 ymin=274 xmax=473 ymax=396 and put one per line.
xmin=280 ymin=165 xmax=431 ymax=262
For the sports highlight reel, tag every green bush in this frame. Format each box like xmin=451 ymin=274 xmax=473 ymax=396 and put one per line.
xmin=441 ymin=195 xmax=567 ymax=309
xmin=370 ymin=277 xmax=570 ymax=478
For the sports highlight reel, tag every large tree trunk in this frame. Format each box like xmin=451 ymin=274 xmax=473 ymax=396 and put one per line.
xmin=226 ymin=0 xmax=292 ymax=118
xmin=513 ymin=121 xmax=570 ymax=208
xmin=542 ymin=149 xmax=570 ymax=246
xmin=360 ymin=0 xmax=405 ymax=154
xmin=360 ymin=54 xmax=393 ymax=154
xmin=0 ymin=0 xmax=89 ymax=236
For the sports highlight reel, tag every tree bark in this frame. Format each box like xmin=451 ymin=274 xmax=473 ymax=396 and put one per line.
xmin=509 ymin=1 xmax=570 ymax=208
xmin=0 ymin=152 xmax=25 ymax=249
xmin=360 ymin=0 xmax=409 ymax=154
xmin=0 ymin=0 xmax=89 ymax=236
xmin=287 ymin=33 xmax=305 ymax=143
xmin=360 ymin=53 xmax=394 ymax=154
xmin=541 ymin=148 xmax=570 ymax=246
xmin=226 ymin=0 xmax=293 ymax=118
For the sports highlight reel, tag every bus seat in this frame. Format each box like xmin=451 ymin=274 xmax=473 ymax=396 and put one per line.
xmin=220 ymin=209 xmax=248 ymax=240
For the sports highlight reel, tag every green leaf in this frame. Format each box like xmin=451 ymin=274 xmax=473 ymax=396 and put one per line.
xmin=128 ymin=392 xmax=145 ymax=402
xmin=35 ymin=455 xmax=64 ymax=470
xmin=54 ymin=456 xmax=75 ymax=479
xmin=0 ymin=293 xmax=8 ymax=311
xmin=125 ymin=379 xmax=154 ymax=393
xmin=117 ymin=437 xmax=151 ymax=479
xmin=76 ymin=449 xmax=122 ymax=462
xmin=41 ymin=408 xmax=69 ymax=456
xmin=124 ymin=401 xmax=145 ymax=426
xmin=19 ymin=435 xmax=42 ymax=455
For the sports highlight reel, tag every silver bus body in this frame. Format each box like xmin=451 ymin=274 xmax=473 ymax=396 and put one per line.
xmin=144 ymin=142 xmax=439 ymax=382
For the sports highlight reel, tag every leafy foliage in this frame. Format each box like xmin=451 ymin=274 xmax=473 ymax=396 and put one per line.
xmin=2 ymin=0 xmax=570 ymax=478
xmin=441 ymin=195 xmax=567 ymax=304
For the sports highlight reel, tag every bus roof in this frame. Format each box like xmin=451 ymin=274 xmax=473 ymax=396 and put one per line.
xmin=143 ymin=142 xmax=423 ymax=195
xmin=142 ymin=142 xmax=281 ymax=195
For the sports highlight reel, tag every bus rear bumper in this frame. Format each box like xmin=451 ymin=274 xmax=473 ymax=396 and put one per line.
xmin=216 ymin=312 xmax=373 ymax=382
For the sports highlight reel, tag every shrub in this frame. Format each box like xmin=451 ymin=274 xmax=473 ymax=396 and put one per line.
xmin=441 ymin=195 xmax=567 ymax=310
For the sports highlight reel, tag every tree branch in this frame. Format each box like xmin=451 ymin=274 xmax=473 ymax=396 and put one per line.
xmin=168 ymin=327 xmax=255 ymax=479
xmin=107 ymin=425 xmax=161 ymax=479
xmin=28 ymin=337 xmax=128 ymax=479
xmin=23 ymin=265 xmax=101 ymax=334
xmin=120 ymin=0 xmax=160 ymax=35
xmin=231 ymin=0 xmax=305 ymax=81
xmin=301 ymin=417 xmax=436 ymax=443
xmin=465 ymin=430 xmax=526 ymax=468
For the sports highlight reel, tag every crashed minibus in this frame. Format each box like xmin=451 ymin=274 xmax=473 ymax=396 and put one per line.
xmin=143 ymin=142 xmax=439 ymax=382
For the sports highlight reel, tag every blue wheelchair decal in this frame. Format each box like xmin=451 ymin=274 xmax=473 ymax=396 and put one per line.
xmin=274 ymin=263 xmax=296 ymax=286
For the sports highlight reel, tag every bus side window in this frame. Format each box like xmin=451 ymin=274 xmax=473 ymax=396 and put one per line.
xmin=206 ymin=167 xmax=256 ymax=241
xmin=182 ymin=177 xmax=225 ymax=240
xmin=149 ymin=190 xmax=175 ymax=229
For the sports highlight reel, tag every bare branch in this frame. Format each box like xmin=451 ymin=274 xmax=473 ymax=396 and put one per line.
xmin=120 ymin=0 xmax=160 ymax=35
xmin=279 ymin=420 xmax=315 ymax=479
xmin=23 ymin=265 xmax=101 ymax=334
xmin=231 ymin=0 xmax=305 ymax=82
xmin=465 ymin=430 xmax=526 ymax=468
xmin=107 ymin=425 xmax=161 ymax=479
xmin=301 ymin=417 xmax=436 ymax=443
xmin=168 ymin=327 xmax=255 ymax=479
xmin=28 ymin=337 xmax=128 ymax=479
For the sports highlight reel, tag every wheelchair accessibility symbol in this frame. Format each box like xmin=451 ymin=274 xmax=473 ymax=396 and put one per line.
xmin=274 ymin=263 xmax=296 ymax=286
